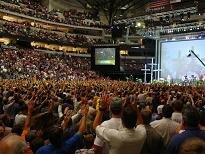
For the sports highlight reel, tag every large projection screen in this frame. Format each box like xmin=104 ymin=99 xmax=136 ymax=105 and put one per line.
xmin=160 ymin=39 xmax=205 ymax=80
xmin=95 ymin=48 xmax=116 ymax=65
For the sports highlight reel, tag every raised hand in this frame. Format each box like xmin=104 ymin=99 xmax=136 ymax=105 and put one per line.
xmin=27 ymin=92 xmax=36 ymax=114
xmin=81 ymin=104 xmax=89 ymax=116
xmin=98 ymin=93 xmax=110 ymax=111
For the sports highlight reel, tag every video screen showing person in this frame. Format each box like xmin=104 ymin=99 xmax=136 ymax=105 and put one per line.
xmin=95 ymin=48 xmax=116 ymax=65
xmin=161 ymin=39 xmax=205 ymax=80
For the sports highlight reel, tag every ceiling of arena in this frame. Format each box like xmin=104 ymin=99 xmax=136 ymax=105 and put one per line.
xmin=75 ymin=0 xmax=150 ymax=24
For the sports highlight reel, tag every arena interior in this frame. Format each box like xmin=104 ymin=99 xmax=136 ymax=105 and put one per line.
xmin=0 ymin=0 xmax=205 ymax=154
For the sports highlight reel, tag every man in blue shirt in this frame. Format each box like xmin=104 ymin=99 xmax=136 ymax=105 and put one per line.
xmin=167 ymin=106 xmax=205 ymax=154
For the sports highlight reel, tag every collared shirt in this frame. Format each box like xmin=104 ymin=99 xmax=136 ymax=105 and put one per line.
xmin=150 ymin=118 xmax=179 ymax=145
xmin=96 ymin=125 xmax=146 ymax=154
xmin=94 ymin=118 xmax=122 ymax=154
xmin=167 ymin=127 xmax=205 ymax=154
xmin=36 ymin=132 xmax=82 ymax=154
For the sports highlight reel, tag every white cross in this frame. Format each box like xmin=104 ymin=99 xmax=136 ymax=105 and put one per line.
xmin=141 ymin=64 xmax=150 ymax=82
xmin=148 ymin=58 xmax=157 ymax=83
xmin=153 ymin=64 xmax=162 ymax=81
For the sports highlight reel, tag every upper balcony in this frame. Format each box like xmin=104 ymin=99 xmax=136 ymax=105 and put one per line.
xmin=0 ymin=0 xmax=108 ymax=32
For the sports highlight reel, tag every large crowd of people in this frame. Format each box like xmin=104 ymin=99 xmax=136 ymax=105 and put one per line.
xmin=0 ymin=0 xmax=107 ymax=28
xmin=0 ymin=76 xmax=204 ymax=154
xmin=1 ymin=21 xmax=101 ymax=46
xmin=0 ymin=1 xmax=205 ymax=153
xmin=0 ymin=47 xmax=98 ymax=80
xmin=121 ymin=59 xmax=151 ymax=72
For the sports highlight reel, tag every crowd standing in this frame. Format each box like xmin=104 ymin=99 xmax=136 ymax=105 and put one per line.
xmin=0 ymin=48 xmax=205 ymax=153
xmin=0 ymin=1 xmax=205 ymax=153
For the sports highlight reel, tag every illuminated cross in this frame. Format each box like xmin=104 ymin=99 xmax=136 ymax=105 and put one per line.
xmin=141 ymin=64 xmax=150 ymax=83
xmin=153 ymin=64 xmax=162 ymax=81
xmin=148 ymin=58 xmax=157 ymax=83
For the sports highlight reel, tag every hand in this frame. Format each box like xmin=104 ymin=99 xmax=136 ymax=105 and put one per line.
xmin=27 ymin=92 xmax=36 ymax=114
xmin=62 ymin=109 xmax=75 ymax=128
xmin=81 ymin=104 xmax=89 ymax=116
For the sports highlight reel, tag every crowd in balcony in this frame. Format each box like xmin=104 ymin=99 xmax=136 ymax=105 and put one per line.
xmin=1 ymin=21 xmax=102 ymax=46
xmin=0 ymin=0 xmax=107 ymax=28
xmin=0 ymin=47 xmax=98 ymax=80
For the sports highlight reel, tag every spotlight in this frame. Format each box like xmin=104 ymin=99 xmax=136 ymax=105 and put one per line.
xmin=137 ymin=22 xmax=141 ymax=27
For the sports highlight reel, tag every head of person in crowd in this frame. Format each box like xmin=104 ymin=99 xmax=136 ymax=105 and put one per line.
xmin=141 ymin=109 xmax=152 ymax=125
xmin=47 ymin=125 xmax=64 ymax=148
xmin=109 ymin=97 xmax=122 ymax=116
xmin=178 ymin=137 xmax=205 ymax=154
xmin=30 ymin=137 xmax=44 ymax=153
xmin=0 ymin=134 xmax=28 ymax=154
xmin=173 ymin=100 xmax=184 ymax=113
xmin=162 ymin=104 xmax=174 ymax=119
xmin=156 ymin=104 xmax=164 ymax=120
xmin=182 ymin=106 xmax=200 ymax=128
xmin=121 ymin=105 xmax=137 ymax=129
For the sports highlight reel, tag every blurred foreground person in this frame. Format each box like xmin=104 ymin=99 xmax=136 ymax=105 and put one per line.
xmin=0 ymin=134 xmax=31 ymax=154
xmin=178 ymin=137 xmax=205 ymax=154
xmin=168 ymin=107 xmax=205 ymax=154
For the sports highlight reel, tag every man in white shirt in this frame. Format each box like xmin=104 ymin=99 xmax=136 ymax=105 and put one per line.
xmin=93 ymin=97 xmax=123 ymax=154
xmin=150 ymin=104 xmax=179 ymax=145
xmin=94 ymin=102 xmax=146 ymax=154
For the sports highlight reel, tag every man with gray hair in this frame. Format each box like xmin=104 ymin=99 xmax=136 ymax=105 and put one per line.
xmin=0 ymin=134 xmax=29 ymax=154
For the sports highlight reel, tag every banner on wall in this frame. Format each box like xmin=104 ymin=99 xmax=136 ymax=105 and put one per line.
xmin=170 ymin=0 xmax=181 ymax=4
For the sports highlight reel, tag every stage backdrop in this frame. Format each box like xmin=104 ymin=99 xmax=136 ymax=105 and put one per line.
xmin=160 ymin=39 xmax=205 ymax=80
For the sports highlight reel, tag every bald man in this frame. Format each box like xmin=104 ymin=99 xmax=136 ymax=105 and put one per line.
xmin=0 ymin=134 xmax=32 ymax=154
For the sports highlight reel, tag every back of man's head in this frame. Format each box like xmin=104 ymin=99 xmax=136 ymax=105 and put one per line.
xmin=48 ymin=125 xmax=63 ymax=148
xmin=110 ymin=97 xmax=122 ymax=115
xmin=141 ymin=109 xmax=152 ymax=125
xmin=162 ymin=104 xmax=174 ymax=118
xmin=0 ymin=134 xmax=26 ymax=154
xmin=178 ymin=137 xmax=205 ymax=154
xmin=182 ymin=106 xmax=200 ymax=128
xmin=121 ymin=105 xmax=137 ymax=129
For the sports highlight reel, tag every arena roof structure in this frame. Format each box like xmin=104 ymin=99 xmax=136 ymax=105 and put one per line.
xmin=75 ymin=0 xmax=150 ymax=25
